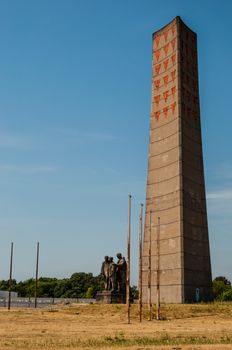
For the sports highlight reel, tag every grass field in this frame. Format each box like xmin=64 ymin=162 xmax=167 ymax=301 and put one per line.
xmin=0 ymin=303 xmax=232 ymax=349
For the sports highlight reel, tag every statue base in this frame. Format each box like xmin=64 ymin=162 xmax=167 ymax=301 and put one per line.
xmin=96 ymin=291 xmax=126 ymax=304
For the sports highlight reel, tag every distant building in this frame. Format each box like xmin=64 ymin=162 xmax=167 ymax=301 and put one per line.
xmin=0 ymin=290 xmax=18 ymax=299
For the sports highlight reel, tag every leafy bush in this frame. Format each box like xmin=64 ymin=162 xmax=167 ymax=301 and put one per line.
xmin=213 ymin=276 xmax=231 ymax=300
xmin=221 ymin=289 xmax=232 ymax=301
xmin=85 ymin=287 xmax=94 ymax=298
xmin=0 ymin=273 xmax=104 ymax=298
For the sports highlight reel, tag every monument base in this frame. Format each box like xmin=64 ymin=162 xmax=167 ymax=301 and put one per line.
xmin=96 ymin=291 xmax=126 ymax=304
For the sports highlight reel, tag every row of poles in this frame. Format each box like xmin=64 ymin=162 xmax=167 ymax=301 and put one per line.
xmin=7 ymin=241 xmax=40 ymax=310
xmin=126 ymin=195 xmax=161 ymax=323
xmin=7 ymin=194 xmax=160 ymax=322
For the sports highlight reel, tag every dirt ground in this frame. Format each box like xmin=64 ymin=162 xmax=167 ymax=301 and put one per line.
xmin=0 ymin=303 xmax=231 ymax=350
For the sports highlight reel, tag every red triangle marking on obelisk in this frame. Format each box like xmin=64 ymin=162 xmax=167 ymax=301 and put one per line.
xmin=163 ymin=107 xmax=168 ymax=118
xmin=154 ymin=34 xmax=160 ymax=47
xmin=163 ymin=91 xmax=169 ymax=102
xmin=154 ymin=95 xmax=160 ymax=106
xmin=163 ymin=59 xmax=169 ymax=70
xmin=163 ymin=75 xmax=169 ymax=87
xmin=171 ymin=25 xmax=175 ymax=36
xmin=171 ymin=86 xmax=176 ymax=99
xmin=163 ymin=43 xmax=169 ymax=56
xmin=171 ymin=101 xmax=176 ymax=114
xmin=155 ymin=49 xmax=161 ymax=61
xmin=155 ymin=64 xmax=161 ymax=75
xmin=164 ymin=30 xmax=169 ymax=42
xmin=154 ymin=79 xmax=161 ymax=90
xmin=171 ymin=38 xmax=176 ymax=51
xmin=171 ymin=54 xmax=176 ymax=65
xmin=171 ymin=69 xmax=176 ymax=82
xmin=155 ymin=111 xmax=160 ymax=121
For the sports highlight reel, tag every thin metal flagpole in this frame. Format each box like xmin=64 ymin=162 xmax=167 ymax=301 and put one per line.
xmin=138 ymin=203 xmax=143 ymax=322
xmin=148 ymin=210 xmax=152 ymax=321
xmin=8 ymin=242 xmax=14 ymax=310
xmin=34 ymin=242 xmax=40 ymax=308
xmin=126 ymin=195 xmax=132 ymax=324
xmin=156 ymin=217 xmax=161 ymax=320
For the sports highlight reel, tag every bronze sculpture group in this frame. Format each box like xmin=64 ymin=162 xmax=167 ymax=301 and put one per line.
xmin=101 ymin=253 xmax=127 ymax=293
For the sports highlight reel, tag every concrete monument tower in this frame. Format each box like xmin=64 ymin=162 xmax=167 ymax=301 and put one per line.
xmin=142 ymin=17 xmax=212 ymax=303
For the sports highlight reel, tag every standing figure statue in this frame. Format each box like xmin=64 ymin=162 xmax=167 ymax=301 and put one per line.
xmin=116 ymin=253 xmax=127 ymax=293
xmin=108 ymin=257 xmax=117 ymax=291
xmin=101 ymin=256 xmax=110 ymax=291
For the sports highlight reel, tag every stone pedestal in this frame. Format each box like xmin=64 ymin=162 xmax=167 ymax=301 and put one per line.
xmin=96 ymin=291 xmax=126 ymax=304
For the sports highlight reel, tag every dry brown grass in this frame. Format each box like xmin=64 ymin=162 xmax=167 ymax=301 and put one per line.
xmin=0 ymin=303 xmax=232 ymax=349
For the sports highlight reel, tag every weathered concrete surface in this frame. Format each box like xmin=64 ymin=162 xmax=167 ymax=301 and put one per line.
xmin=142 ymin=16 xmax=212 ymax=303
xmin=96 ymin=291 xmax=126 ymax=304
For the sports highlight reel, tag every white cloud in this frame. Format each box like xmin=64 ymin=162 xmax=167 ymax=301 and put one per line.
xmin=0 ymin=128 xmax=116 ymax=153
xmin=0 ymin=132 xmax=28 ymax=148
xmin=207 ymin=190 xmax=232 ymax=200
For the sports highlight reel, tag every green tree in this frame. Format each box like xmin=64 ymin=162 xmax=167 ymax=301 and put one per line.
xmin=53 ymin=279 xmax=71 ymax=298
xmin=0 ymin=280 xmax=9 ymax=290
xmin=15 ymin=279 xmax=35 ymax=297
xmin=212 ymin=276 xmax=231 ymax=300
xmin=130 ymin=285 xmax=139 ymax=300
xmin=85 ymin=287 xmax=94 ymax=298
xmin=0 ymin=272 xmax=104 ymax=298
xmin=36 ymin=278 xmax=58 ymax=297
xmin=0 ymin=279 xmax=17 ymax=291
xmin=221 ymin=289 xmax=232 ymax=301
xmin=214 ymin=276 xmax=231 ymax=286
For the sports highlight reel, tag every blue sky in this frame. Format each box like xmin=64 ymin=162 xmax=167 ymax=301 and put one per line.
xmin=0 ymin=0 xmax=231 ymax=285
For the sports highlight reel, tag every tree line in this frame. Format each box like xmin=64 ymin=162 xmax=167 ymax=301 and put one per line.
xmin=0 ymin=272 xmax=139 ymax=299
xmin=0 ymin=273 xmax=104 ymax=299
xmin=0 ymin=273 xmax=231 ymax=301
xmin=212 ymin=276 xmax=232 ymax=301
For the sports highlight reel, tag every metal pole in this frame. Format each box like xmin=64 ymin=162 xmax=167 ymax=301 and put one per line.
xmin=148 ymin=210 xmax=152 ymax=320
xmin=126 ymin=195 xmax=131 ymax=324
xmin=138 ymin=203 xmax=143 ymax=322
xmin=35 ymin=242 xmax=40 ymax=308
xmin=8 ymin=242 xmax=14 ymax=310
xmin=126 ymin=195 xmax=131 ymax=323
xmin=156 ymin=217 xmax=161 ymax=320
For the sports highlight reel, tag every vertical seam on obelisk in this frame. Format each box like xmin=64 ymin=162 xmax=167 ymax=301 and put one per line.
xmin=177 ymin=17 xmax=185 ymax=304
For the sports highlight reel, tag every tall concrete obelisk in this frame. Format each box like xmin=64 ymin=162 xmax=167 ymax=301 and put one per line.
xmin=142 ymin=17 xmax=212 ymax=303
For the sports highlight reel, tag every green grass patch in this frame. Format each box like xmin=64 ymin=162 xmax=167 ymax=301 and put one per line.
xmin=1 ymin=333 xmax=232 ymax=349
